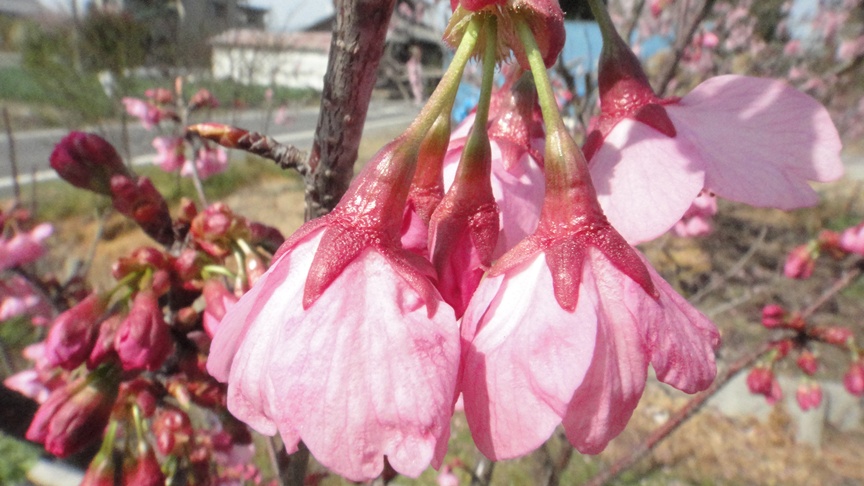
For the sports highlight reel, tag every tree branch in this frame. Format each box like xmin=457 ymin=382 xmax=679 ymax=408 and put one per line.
xmin=304 ymin=0 xmax=398 ymax=219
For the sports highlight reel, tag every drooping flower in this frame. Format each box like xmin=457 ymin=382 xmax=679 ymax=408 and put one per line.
xmin=152 ymin=136 xmax=186 ymax=172
xmin=0 ymin=274 xmax=52 ymax=323
xmin=0 ymin=223 xmax=53 ymax=271
xmin=208 ymin=139 xmax=460 ymax=481
xmin=584 ymin=1 xmax=843 ymax=244
xmin=460 ymin=80 xmax=718 ymax=463
xmin=183 ymin=146 xmax=228 ymax=179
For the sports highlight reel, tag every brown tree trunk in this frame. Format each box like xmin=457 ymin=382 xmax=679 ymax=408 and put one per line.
xmin=304 ymin=0 xmax=398 ymax=220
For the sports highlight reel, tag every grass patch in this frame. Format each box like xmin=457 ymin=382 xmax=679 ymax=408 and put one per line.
xmin=0 ymin=433 xmax=40 ymax=485
xmin=0 ymin=66 xmax=47 ymax=103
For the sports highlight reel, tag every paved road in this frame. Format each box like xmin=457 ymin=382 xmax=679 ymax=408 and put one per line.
xmin=0 ymin=99 xmax=420 ymax=193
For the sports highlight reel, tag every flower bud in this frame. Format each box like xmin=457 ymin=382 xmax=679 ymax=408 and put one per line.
xmin=813 ymin=326 xmax=854 ymax=347
xmin=783 ymin=244 xmax=816 ymax=279
xmin=746 ymin=367 xmax=774 ymax=396
xmin=81 ymin=448 xmax=116 ymax=486
xmin=189 ymin=88 xmax=219 ymax=110
xmin=88 ymin=315 xmax=122 ymax=369
xmin=25 ymin=366 xmax=120 ymax=457
xmin=202 ymin=280 xmax=237 ymax=339
xmin=190 ymin=203 xmax=249 ymax=257
xmin=844 ymin=361 xmax=864 ymax=397
xmin=50 ymin=132 xmax=133 ymax=195
xmin=796 ymin=382 xmax=822 ymax=411
xmin=122 ymin=445 xmax=165 ymax=486
xmin=115 ymin=291 xmax=173 ymax=372
xmin=796 ymin=349 xmax=819 ymax=376
xmin=110 ymin=175 xmax=174 ymax=246
xmin=761 ymin=304 xmax=786 ymax=328
xmin=153 ymin=406 xmax=193 ymax=456
xmin=839 ymin=222 xmax=864 ymax=255
xmin=44 ymin=293 xmax=107 ymax=370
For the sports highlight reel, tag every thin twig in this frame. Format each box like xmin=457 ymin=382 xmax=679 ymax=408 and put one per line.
xmin=623 ymin=0 xmax=647 ymax=43
xmin=187 ymin=124 xmax=309 ymax=175
xmin=581 ymin=340 xmax=775 ymax=486
xmin=2 ymin=106 xmax=20 ymax=205
xmin=656 ymin=0 xmax=717 ymax=96
xmin=690 ymin=226 xmax=768 ymax=304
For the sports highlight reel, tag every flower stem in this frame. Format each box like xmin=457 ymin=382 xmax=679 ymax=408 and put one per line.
xmin=404 ymin=16 xmax=481 ymax=144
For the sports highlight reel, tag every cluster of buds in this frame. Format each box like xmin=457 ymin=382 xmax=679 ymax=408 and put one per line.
xmin=18 ymin=121 xmax=285 ymax=482
xmin=124 ymin=80 xmax=228 ymax=180
xmin=746 ymin=302 xmax=862 ymax=410
xmin=783 ymin=223 xmax=864 ymax=280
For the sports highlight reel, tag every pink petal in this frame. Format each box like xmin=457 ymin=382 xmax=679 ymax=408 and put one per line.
xmin=590 ymin=119 xmax=705 ymax=244
xmin=460 ymin=253 xmax=596 ymax=460
xmin=668 ymin=75 xmax=843 ymax=208
xmin=640 ymin=259 xmax=719 ymax=393
xmin=228 ymin=250 xmax=458 ymax=481
xmin=561 ymin=249 xmax=650 ymax=454
xmin=207 ymin=230 xmax=323 ymax=382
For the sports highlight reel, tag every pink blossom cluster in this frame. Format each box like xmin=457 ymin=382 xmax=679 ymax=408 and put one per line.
xmin=125 ymin=85 xmax=229 ymax=179
xmin=205 ymin=0 xmax=840 ymax=481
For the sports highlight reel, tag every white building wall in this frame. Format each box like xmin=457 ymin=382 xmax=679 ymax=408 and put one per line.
xmin=212 ymin=47 xmax=329 ymax=91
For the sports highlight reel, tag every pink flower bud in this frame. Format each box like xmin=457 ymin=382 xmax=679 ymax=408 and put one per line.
xmin=122 ymin=446 xmax=165 ymax=486
xmin=796 ymin=382 xmax=822 ymax=411
xmin=25 ymin=366 xmax=120 ymax=457
xmin=839 ymin=222 xmax=864 ymax=255
xmin=202 ymin=280 xmax=237 ymax=339
xmin=81 ymin=450 xmax=115 ymax=486
xmin=44 ymin=293 xmax=107 ymax=370
xmin=761 ymin=304 xmax=786 ymax=328
xmin=844 ymin=361 xmax=864 ymax=397
xmin=152 ymin=136 xmax=186 ymax=172
xmin=813 ymin=326 xmax=854 ymax=346
xmin=144 ymin=87 xmax=173 ymax=105
xmin=746 ymin=367 xmax=775 ymax=396
xmin=110 ymin=175 xmax=174 ymax=246
xmin=783 ymin=244 xmax=816 ymax=279
xmin=49 ymin=132 xmax=132 ymax=195
xmin=190 ymin=203 xmax=249 ymax=257
xmin=153 ymin=406 xmax=193 ymax=456
xmin=189 ymin=88 xmax=219 ymax=110
xmin=114 ymin=291 xmax=173 ymax=372
xmin=87 ymin=315 xmax=122 ymax=369
xmin=796 ymin=349 xmax=819 ymax=376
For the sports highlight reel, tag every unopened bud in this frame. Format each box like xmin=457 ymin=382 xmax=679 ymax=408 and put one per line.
xmin=796 ymin=349 xmax=819 ymax=376
xmin=110 ymin=176 xmax=174 ymax=246
xmin=44 ymin=293 xmax=107 ymax=370
xmin=114 ymin=291 xmax=173 ymax=372
xmin=25 ymin=366 xmax=120 ymax=457
xmin=761 ymin=304 xmax=786 ymax=328
xmin=796 ymin=382 xmax=823 ymax=411
xmin=844 ymin=361 xmax=864 ymax=397
xmin=783 ymin=244 xmax=817 ymax=279
xmin=50 ymin=132 xmax=133 ymax=195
